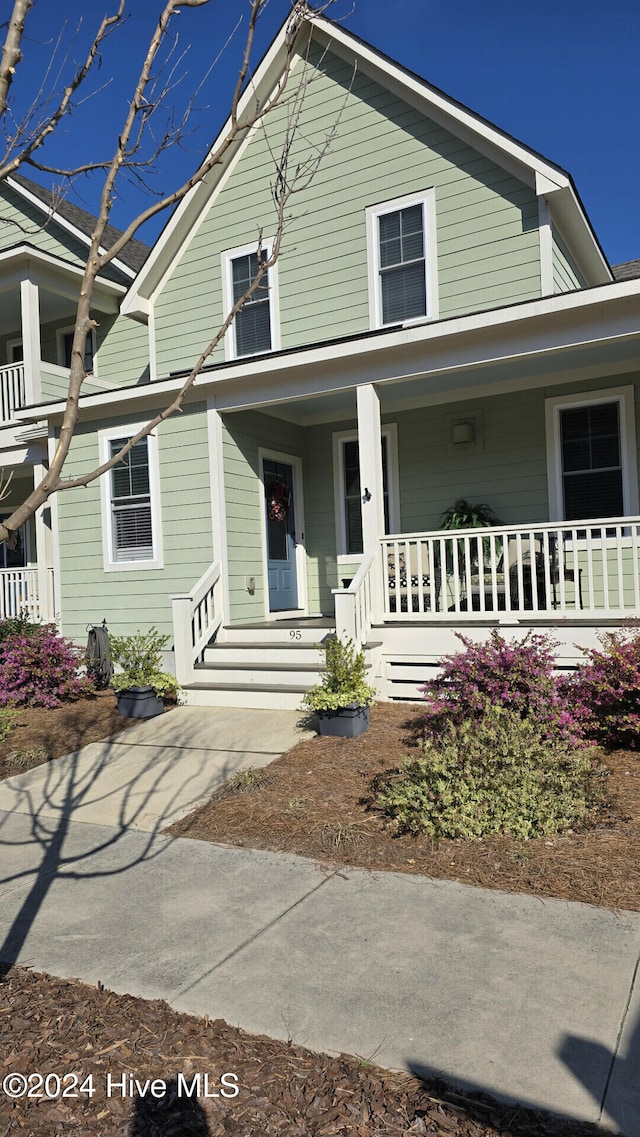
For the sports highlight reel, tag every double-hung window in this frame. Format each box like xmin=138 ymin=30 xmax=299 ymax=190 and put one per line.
xmin=367 ymin=191 xmax=437 ymax=329
xmin=100 ymin=427 xmax=163 ymax=570
xmin=546 ymin=388 xmax=638 ymax=522
xmin=223 ymin=241 xmax=279 ymax=360
xmin=333 ymin=426 xmax=399 ymax=558
xmin=58 ymin=326 xmax=96 ymax=373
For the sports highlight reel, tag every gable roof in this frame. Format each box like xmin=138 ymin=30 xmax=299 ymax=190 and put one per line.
xmin=7 ymin=172 xmax=150 ymax=277
xmin=123 ymin=10 xmax=611 ymax=317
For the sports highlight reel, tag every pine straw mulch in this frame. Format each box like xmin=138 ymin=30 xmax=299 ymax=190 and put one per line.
xmin=0 ymin=966 xmax=604 ymax=1137
xmin=0 ymin=692 xmax=152 ymax=782
xmin=168 ymin=702 xmax=640 ymax=913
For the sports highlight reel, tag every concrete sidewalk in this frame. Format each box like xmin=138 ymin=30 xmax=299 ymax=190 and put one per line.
xmin=0 ymin=706 xmax=639 ymax=1133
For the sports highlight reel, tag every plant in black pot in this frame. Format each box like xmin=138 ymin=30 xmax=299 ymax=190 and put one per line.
xmin=110 ymin=628 xmax=179 ymax=719
xmin=440 ymin=498 xmax=502 ymax=574
xmin=303 ymin=635 xmax=376 ymax=738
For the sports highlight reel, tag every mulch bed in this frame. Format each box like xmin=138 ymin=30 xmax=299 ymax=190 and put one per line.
xmin=0 ymin=693 xmax=150 ymax=781
xmin=168 ymin=702 xmax=640 ymax=913
xmin=0 ymin=966 xmax=604 ymax=1137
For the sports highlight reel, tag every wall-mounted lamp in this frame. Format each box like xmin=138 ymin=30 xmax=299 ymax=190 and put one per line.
xmin=362 ymin=487 xmax=372 ymax=502
xmin=452 ymin=421 xmax=475 ymax=446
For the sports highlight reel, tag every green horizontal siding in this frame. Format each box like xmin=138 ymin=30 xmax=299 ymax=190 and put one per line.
xmin=154 ymin=42 xmax=540 ymax=376
xmin=553 ymin=230 xmax=586 ymax=292
xmin=57 ymin=403 xmax=212 ymax=642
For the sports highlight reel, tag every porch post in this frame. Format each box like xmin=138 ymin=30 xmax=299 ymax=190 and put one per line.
xmin=207 ymin=400 xmax=230 ymax=627
xmin=33 ymin=462 xmax=53 ymax=622
xmin=356 ymin=383 xmax=385 ymax=623
xmin=20 ymin=278 xmax=42 ymax=405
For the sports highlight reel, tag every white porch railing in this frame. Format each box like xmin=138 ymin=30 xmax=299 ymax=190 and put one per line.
xmin=0 ymin=567 xmax=47 ymax=621
xmin=333 ymin=547 xmax=376 ymax=644
xmin=171 ymin=561 xmax=223 ymax=684
xmin=382 ymin=516 xmax=640 ymax=620
xmin=0 ymin=364 xmax=26 ymax=422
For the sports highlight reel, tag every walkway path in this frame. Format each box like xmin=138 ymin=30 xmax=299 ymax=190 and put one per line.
xmin=0 ymin=707 xmax=638 ymax=1133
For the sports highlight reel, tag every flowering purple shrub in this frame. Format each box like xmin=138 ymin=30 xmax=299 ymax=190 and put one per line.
xmin=0 ymin=625 xmax=94 ymax=707
xmin=422 ymin=630 xmax=583 ymax=745
xmin=565 ymin=631 xmax=640 ymax=750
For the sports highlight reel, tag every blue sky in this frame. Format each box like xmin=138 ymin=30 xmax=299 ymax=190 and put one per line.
xmin=11 ymin=0 xmax=640 ymax=265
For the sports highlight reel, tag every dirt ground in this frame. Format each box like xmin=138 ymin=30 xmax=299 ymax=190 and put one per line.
xmin=0 ymin=967 xmax=604 ymax=1137
xmin=169 ymin=702 xmax=640 ymax=913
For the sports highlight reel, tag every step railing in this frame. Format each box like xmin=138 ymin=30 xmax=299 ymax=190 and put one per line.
xmin=0 ymin=364 xmax=26 ymax=422
xmin=333 ymin=547 xmax=376 ymax=645
xmin=171 ymin=561 xmax=223 ymax=684
xmin=382 ymin=516 xmax=640 ymax=620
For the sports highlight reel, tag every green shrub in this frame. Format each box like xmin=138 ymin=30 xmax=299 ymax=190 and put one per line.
xmin=303 ymin=635 xmax=376 ymax=712
xmin=0 ymin=614 xmax=42 ymax=644
xmin=110 ymin=628 xmax=179 ymax=700
xmin=0 ymin=708 xmax=17 ymax=742
xmin=375 ymin=704 xmax=598 ymax=840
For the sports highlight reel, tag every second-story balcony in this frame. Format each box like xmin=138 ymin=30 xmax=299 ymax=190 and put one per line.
xmin=0 ymin=362 xmax=26 ymax=422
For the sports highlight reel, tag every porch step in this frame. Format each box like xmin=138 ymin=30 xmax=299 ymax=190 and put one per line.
xmin=202 ymin=642 xmax=326 ymax=667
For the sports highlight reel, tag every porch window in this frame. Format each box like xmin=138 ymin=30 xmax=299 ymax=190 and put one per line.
xmin=100 ymin=425 xmax=163 ymax=571
xmin=560 ymin=402 xmax=623 ymax=520
xmin=366 ymin=191 xmax=437 ymax=329
xmin=58 ymin=326 xmax=95 ymax=373
xmin=223 ymin=242 xmax=279 ymax=360
xmin=339 ymin=434 xmax=392 ymax=556
xmin=545 ymin=387 xmax=638 ymax=523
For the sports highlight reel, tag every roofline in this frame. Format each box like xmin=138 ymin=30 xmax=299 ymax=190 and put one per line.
xmin=24 ymin=278 xmax=640 ymax=423
xmin=0 ymin=242 xmax=126 ymax=294
xmin=6 ymin=176 xmax=137 ymax=281
xmin=124 ymin=10 xmax=610 ymax=311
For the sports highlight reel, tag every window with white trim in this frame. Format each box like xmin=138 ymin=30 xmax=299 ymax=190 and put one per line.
xmin=366 ymin=191 xmax=437 ymax=329
xmin=222 ymin=241 xmax=279 ymax=360
xmin=545 ymin=388 xmax=639 ymax=522
xmin=57 ymin=325 xmax=96 ymax=373
xmin=100 ymin=427 xmax=163 ymax=570
xmin=333 ymin=426 xmax=399 ymax=557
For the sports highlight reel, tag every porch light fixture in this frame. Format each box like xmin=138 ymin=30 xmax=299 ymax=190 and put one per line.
xmin=452 ymin=420 xmax=475 ymax=446
xmin=362 ymin=487 xmax=372 ymax=502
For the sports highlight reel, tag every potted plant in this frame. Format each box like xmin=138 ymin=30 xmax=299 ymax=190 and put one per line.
xmin=110 ymin=627 xmax=179 ymax=718
xmin=440 ymin=498 xmax=502 ymax=573
xmin=303 ymin=635 xmax=376 ymax=738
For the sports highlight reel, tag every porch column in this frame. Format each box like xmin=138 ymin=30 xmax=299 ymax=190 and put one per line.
xmin=207 ymin=400 xmax=230 ymax=626
xmin=356 ymin=383 xmax=385 ymax=623
xmin=33 ymin=463 xmax=54 ymax=622
xmin=20 ymin=278 xmax=42 ymax=405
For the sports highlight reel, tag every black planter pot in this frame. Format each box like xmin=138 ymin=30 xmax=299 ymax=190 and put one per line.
xmin=116 ymin=686 xmax=164 ymax=719
xmin=316 ymin=704 xmax=369 ymax=738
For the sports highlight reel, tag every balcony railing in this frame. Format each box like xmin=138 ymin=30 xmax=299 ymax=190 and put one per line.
xmin=0 ymin=568 xmax=48 ymax=621
xmin=382 ymin=517 xmax=640 ymax=620
xmin=0 ymin=363 xmax=26 ymax=422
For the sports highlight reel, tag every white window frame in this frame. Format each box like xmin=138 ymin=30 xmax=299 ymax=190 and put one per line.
xmin=6 ymin=338 xmax=23 ymax=364
xmin=332 ymin=423 xmax=400 ymax=562
xmin=221 ymin=239 xmax=281 ymax=362
xmin=366 ymin=189 xmax=438 ymax=331
xmin=99 ymin=422 xmax=163 ymax=572
xmin=545 ymin=386 xmax=639 ymax=522
xmin=56 ymin=325 xmax=98 ymax=374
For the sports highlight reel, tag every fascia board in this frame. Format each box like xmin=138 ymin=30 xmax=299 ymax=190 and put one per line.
xmin=6 ymin=177 xmax=136 ymax=280
xmin=0 ymin=243 xmax=126 ymax=295
xmin=122 ymin=20 xmax=296 ymax=312
xmin=19 ymin=279 xmax=640 ymax=425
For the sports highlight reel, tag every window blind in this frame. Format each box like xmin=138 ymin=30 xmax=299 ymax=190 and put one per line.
xmin=109 ymin=438 xmax=154 ymax=561
xmin=379 ymin=205 xmax=426 ymax=324
xmin=560 ymin=402 xmax=624 ymax=520
xmin=232 ymin=252 xmax=271 ymax=356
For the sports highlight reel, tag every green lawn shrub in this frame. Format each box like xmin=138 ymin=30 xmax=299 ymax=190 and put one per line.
xmin=375 ymin=703 xmax=599 ymax=840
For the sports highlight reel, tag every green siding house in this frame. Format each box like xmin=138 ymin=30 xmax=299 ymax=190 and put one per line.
xmin=3 ymin=13 xmax=640 ymax=704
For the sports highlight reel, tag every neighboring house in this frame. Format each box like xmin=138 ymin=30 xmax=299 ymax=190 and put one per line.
xmin=4 ymin=12 xmax=640 ymax=704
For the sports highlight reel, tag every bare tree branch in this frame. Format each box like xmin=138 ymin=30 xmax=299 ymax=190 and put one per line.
xmin=0 ymin=0 xmax=32 ymax=119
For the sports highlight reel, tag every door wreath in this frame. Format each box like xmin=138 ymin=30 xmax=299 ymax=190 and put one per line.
xmin=266 ymin=478 xmax=290 ymax=522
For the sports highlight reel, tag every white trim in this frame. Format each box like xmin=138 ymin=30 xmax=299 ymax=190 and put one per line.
xmin=221 ymin=239 xmax=281 ymax=361
xmin=147 ymin=304 xmax=158 ymax=383
xmin=538 ymin=196 xmax=553 ymax=296
xmin=6 ymin=177 xmax=136 ymax=280
xmin=545 ymin=386 xmax=639 ymax=522
xmin=98 ymin=422 xmax=163 ymax=572
xmin=332 ymin=422 xmax=399 ymax=557
xmin=207 ymin=400 xmax=231 ymax=626
xmin=366 ymin=189 xmax=438 ymax=330
xmin=47 ymin=429 xmax=62 ymax=626
xmin=56 ymin=324 xmax=98 ymax=374
xmin=258 ymin=447 xmax=307 ymax=617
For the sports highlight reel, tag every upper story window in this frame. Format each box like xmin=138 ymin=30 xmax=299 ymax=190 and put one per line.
xmin=366 ymin=191 xmax=437 ymax=330
xmin=58 ymin=326 xmax=96 ymax=373
xmin=222 ymin=241 xmax=280 ymax=360
xmin=545 ymin=387 xmax=639 ymax=522
xmin=99 ymin=425 xmax=163 ymax=571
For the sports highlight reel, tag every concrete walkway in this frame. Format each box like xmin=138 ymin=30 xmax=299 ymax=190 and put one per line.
xmin=0 ymin=706 xmax=639 ymax=1134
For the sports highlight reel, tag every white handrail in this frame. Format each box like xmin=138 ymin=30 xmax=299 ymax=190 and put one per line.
xmin=382 ymin=515 xmax=640 ymax=621
xmin=171 ymin=561 xmax=223 ymax=684
xmin=332 ymin=547 xmax=376 ymax=645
